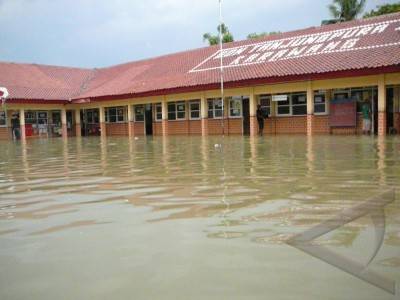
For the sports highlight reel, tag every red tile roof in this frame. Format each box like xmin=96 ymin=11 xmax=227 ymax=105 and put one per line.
xmin=1 ymin=12 xmax=400 ymax=104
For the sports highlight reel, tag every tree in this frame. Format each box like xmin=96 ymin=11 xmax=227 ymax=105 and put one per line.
xmin=203 ymin=23 xmax=234 ymax=46
xmin=328 ymin=0 xmax=366 ymax=22
xmin=247 ymin=31 xmax=281 ymax=39
xmin=364 ymin=3 xmax=400 ymax=18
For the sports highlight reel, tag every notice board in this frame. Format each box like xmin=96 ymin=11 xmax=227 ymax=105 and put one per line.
xmin=329 ymin=98 xmax=357 ymax=128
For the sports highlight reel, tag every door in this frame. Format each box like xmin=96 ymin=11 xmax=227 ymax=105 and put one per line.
xmin=386 ymin=88 xmax=394 ymax=133
xmin=242 ymin=97 xmax=250 ymax=135
xmin=145 ymin=104 xmax=153 ymax=135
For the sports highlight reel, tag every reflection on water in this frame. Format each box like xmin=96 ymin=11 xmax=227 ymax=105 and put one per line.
xmin=0 ymin=135 xmax=399 ymax=299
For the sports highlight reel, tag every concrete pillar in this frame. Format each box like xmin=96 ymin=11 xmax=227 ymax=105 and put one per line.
xmin=99 ymin=107 xmax=106 ymax=137
xmin=306 ymin=82 xmax=315 ymax=136
xmin=378 ymin=75 xmax=387 ymax=136
xmin=19 ymin=108 xmax=26 ymax=140
xmin=200 ymin=95 xmax=208 ymax=136
xmin=249 ymin=92 xmax=258 ymax=137
xmin=74 ymin=109 xmax=81 ymax=137
xmin=61 ymin=108 xmax=67 ymax=138
xmin=161 ymin=98 xmax=168 ymax=136
xmin=127 ymin=104 xmax=134 ymax=137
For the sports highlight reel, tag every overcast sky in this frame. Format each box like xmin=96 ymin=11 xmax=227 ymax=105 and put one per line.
xmin=0 ymin=0 xmax=397 ymax=68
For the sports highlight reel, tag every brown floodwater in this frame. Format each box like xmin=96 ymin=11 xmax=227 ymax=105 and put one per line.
xmin=0 ymin=135 xmax=399 ymax=299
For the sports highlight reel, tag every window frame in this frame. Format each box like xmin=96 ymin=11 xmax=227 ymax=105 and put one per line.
xmin=105 ymin=106 xmax=126 ymax=123
xmin=275 ymin=94 xmax=291 ymax=116
xmin=229 ymin=96 xmax=243 ymax=118
xmin=207 ymin=98 xmax=223 ymax=119
xmin=0 ymin=111 xmax=6 ymax=127
xmin=259 ymin=95 xmax=271 ymax=117
xmin=189 ymin=100 xmax=201 ymax=120
xmin=275 ymin=92 xmax=307 ymax=117
xmin=314 ymin=91 xmax=327 ymax=115
xmin=167 ymin=101 xmax=186 ymax=121
xmin=134 ymin=105 xmax=145 ymax=122
xmin=154 ymin=103 xmax=162 ymax=122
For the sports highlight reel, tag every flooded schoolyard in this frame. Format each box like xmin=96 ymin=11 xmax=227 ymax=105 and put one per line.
xmin=0 ymin=135 xmax=399 ymax=299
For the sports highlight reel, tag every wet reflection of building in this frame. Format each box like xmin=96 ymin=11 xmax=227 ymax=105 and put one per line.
xmin=249 ymin=136 xmax=257 ymax=176
xmin=62 ymin=138 xmax=69 ymax=176
xmin=306 ymin=136 xmax=315 ymax=178
xmin=21 ymin=139 xmax=29 ymax=180
xmin=100 ymin=135 xmax=108 ymax=173
xmin=376 ymin=137 xmax=387 ymax=187
xmin=200 ymin=136 xmax=209 ymax=175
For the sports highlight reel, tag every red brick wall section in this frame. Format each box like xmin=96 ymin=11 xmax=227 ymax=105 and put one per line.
xmin=105 ymin=123 xmax=128 ymax=136
xmin=167 ymin=120 xmax=189 ymax=135
xmin=378 ymin=112 xmax=387 ymax=136
xmin=312 ymin=115 xmax=330 ymax=134
xmin=228 ymin=118 xmax=243 ymax=134
xmin=207 ymin=118 xmax=243 ymax=135
xmin=189 ymin=120 xmax=201 ymax=135
xmin=262 ymin=117 xmax=308 ymax=134
xmin=152 ymin=122 xmax=162 ymax=136
xmin=0 ymin=127 xmax=11 ymax=140
xmin=133 ymin=122 xmax=145 ymax=136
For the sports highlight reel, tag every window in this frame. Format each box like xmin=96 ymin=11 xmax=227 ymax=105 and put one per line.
xmin=0 ymin=111 xmax=6 ymax=126
xmin=189 ymin=100 xmax=200 ymax=120
xmin=314 ymin=91 xmax=326 ymax=114
xmin=208 ymin=98 xmax=223 ymax=119
xmin=85 ymin=109 xmax=99 ymax=124
xmin=168 ymin=101 xmax=186 ymax=120
xmin=276 ymin=94 xmax=291 ymax=115
xmin=259 ymin=95 xmax=271 ymax=116
xmin=276 ymin=92 xmax=307 ymax=116
xmin=154 ymin=103 xmax=162 ymax=121
xmin=25 ymin=111 xmax=37 ymax=124
xmin=292 ymin=93 xmax=307 ymax=115
xmin=105 ymin=106 xmax=125 ymax=123
xmin=229 ymin=97 xmax=242 ymax=117
xmin=134 ymin=105 xmax=144 ymax=122
xmin=37 ymin=111 xmax=48 ymax=124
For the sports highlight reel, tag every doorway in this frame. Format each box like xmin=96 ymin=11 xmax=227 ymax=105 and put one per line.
xmin=81 ymin=108 xmax=100 ymax=136
xmin=386 ymin=88 xmax=394 ymax=133
xmin=145 ymin=104 xmax=153 ymax=135
xmin=242 ymin=97 xmax=250 ymax=135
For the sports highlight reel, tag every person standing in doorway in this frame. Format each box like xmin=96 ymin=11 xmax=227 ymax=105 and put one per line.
xmin=256 ymin=104 xmax=266 ymax=136
xmin=362 ymin=100 xmax=371 ymax=135
xmin=11 ymin=113 xmax=21 ymax=140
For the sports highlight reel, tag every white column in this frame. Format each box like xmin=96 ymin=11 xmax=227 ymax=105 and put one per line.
xmin=307 ymin=81 xmax=314 ymax=136
xmin=378 ymin=75 xmax=386 ymax=136
xmin=161 ymin=97 xmax=168 ymax=136
xmin=61 ymin=108 xmax=67 ymax=138
xmin=19 ymin=108 xmax=26 ymax=140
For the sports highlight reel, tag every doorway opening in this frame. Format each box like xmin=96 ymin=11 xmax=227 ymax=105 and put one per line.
xmin=242 ymin=97 xmax=250 ymax=135
xmin=145 ymin=104 xmax=153 ymax=135
xmin=81 ymin=108 xmax=100 ymax=136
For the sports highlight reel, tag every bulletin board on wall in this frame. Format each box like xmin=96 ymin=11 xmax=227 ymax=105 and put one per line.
xmin=329 ymin=98 xmax=357 ymax=128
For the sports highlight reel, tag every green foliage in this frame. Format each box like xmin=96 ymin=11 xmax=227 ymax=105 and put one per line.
xmin=363 ymin=3 xmax=400 ymax=18
xmin=328 ymin=0 xmax=366 ymax=22
xmin=203 ymin=23 xmax=234 ymax=45
xmin=247 ymin=32 xmax=281 ymax=39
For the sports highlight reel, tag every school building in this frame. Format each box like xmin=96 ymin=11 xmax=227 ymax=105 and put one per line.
xmin=1 ymin=13 xmax=400 ymax=140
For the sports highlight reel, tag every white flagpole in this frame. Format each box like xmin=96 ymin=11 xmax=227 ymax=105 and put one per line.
xmin=219 ymin=0 xmax=225 ymax=136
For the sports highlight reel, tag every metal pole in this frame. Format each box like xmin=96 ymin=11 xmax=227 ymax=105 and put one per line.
xmin=219 ymin=0 xmax=225 ymax=136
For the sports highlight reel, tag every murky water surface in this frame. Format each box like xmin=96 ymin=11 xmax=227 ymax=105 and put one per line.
xmin=0 ymin=136 xmax=399 ymax=300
